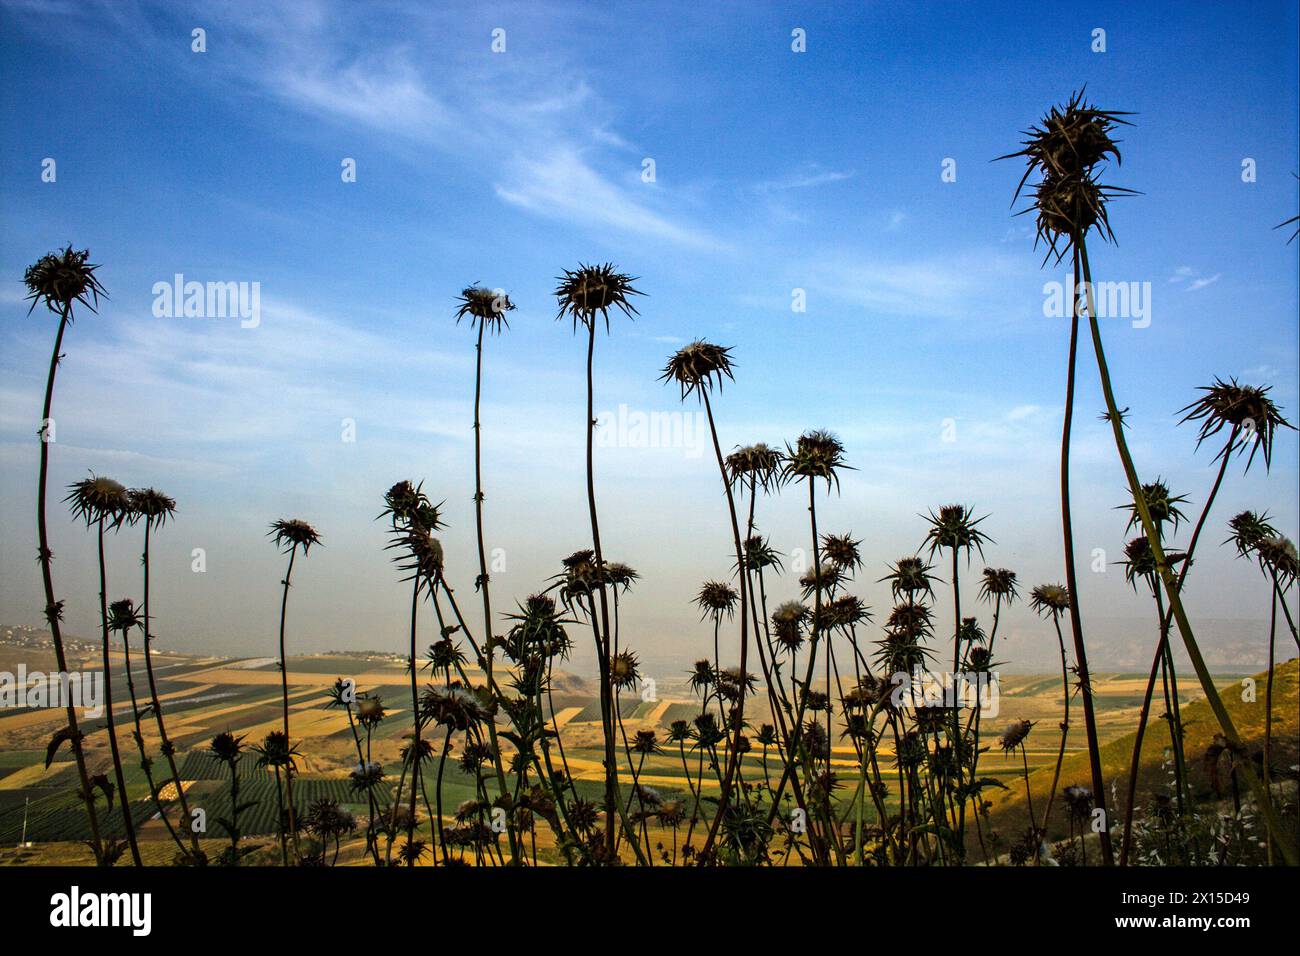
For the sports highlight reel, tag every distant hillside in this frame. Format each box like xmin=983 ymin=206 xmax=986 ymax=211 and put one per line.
xmin=982 ymin=658 xmax=1299 ymax=852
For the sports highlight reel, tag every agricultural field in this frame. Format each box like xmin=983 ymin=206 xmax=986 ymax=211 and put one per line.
xmin=4 ymin=638 xmax=1288 ymax=865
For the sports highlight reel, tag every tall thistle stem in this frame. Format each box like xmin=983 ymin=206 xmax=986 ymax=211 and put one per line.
xmin=276 ymin=544 xmax=301 ymax=862
xmin=760 ymin=482 xmax=836 ymax=864
xmin=98 ymin=518 xmax=141 ymax=865
xmin=1120 ymin=427 xmax=1234 ymax=862
xmin=949 ymin=548 xmax=965 ymax=855
xmin=1063 ymin=244 xmax=1115 ymax=865
xmin=37 ymin=305 xmax=104 ymax=864
xmin=1264 ymin=582 xmax=1278 ymax=864
xmin=584 ymin=321 xmax=619 ymax=858
xmin=580 ymin=324 xmax=644 ymax=864
xmin=117 ymin=614 xmax=185 ymax=855
xmin=1079 ymin=240 xmax=1296 ymax=864
xmin=141 ymin=516 xmax=201 ymax=859
xmin=695 ymin=390 xmax=750 ymax=864
xmin=406 ymin=579 xmax=420 ymax=864
xmin=1040 ymin=610 xmax=1071 ymax=832
xmin=469 ymin=320 xmax=520 ymax=864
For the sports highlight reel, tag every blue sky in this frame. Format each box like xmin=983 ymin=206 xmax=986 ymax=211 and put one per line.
xmin=1 ymin=0 xmax=1296 ymax=676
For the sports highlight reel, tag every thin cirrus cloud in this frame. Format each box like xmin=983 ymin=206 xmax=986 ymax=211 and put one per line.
xmin=192 ymin=7 xmax=724 ymax=252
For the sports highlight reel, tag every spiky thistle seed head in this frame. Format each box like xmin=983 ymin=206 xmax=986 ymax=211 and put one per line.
xmin=268 ymin=518 xmax=321 ymax=555
xmin=923 ymin=504 xmax=991 ymax=560
xmin=1003 ymin=89 xmax=1129 ymax=184
xmin=692 ymin=711 xmax=724 ymax=746
xmin=66 ymin=475 xmax=131 ymax=528
xmin=554 ymin=262 xmax=642 ymax=332
xmin=209 ymin=731 xmax=245 ymax=764
xmin=24 ymin=245 xmax=107 ymax=317
xmin=959 ymin=616 xmax=986 ymax=646
xmin=253 ymin=730 xmax=297 ymax=769
xmin=884 ymin=601 xmax=934 ymax=639
xmin=1257 ymin=536 xmax=1299 ymax=588
xmin=771 ymin=601 xmax=809 ymax=651
xmin=504 ymin=594 xmax=572 ymax=662
xmin=660 ymin=340 xmax=735 ymax=401
xmin=716 ymin=666 xmax=757 ymax=702
xmin=657 ymin=798 xmax=687 ymax=828
xmin=979 ymin=567 xmax=1020 ymax=604
xmin=427 ymin=636 xmax=467 ymax=672
xmin=880 ymin=555 xmax=938 ymax=599
xmin=742 ymin=534 xmax=782 ymax=572
xmin=998 ymin=718 xmax=1034 ymax=753
xmin=820 ymin=533 xmax=863 ymax=572
xmin=1028 ymin=583 xmax=1070 ymax=617
xmin=1028 ymin=170 xmax=1128 ymax=261
xmin=561 ymin=548 xmax=596 ymax=571
xmin=128 ymin=488 xmax=176 ymax=527
xmin=1062 ymin=784 xmax=1094 ymax=818
xmin=725 ymin=443 xmax=784 ymax=492
xmin=107 ymin=598 xmax=143 ymax=633
xmin=782 ymin=429 xmax=851 ymax=492
xmin=800 ymin=562 xmax=844 ymax=598
xmin=687 ymin=658 xmax=716 ymax=693
xmin=1179 ymin=378 xmax=1294 ymax=473
xmin=1120 ymin=479 xmax=1188 ymax=536
xmin=454 ymin=285 xmax=515 ymax=333
xmin=1120 ymin=537 xmax=1158 ymax=590
xmin=695 ymin=580 xmax=739 ymax=619
xmin=968 ymin=645 xmax=993 ymax=672
xmin=380 ymin=480 xmax=443 ymax=533
xmin=874 ymin=626 xmax=933 ymax=677
xmin=421 ymin=684 xmax=489 ymax=730
xmin=389 ymin=526 xmax=444 ymax=587
xmin=632 ymin=730 xmax=661 ymax=755
xmin=610 ymin=650 xmax=641 ymax=690
xmin=356 ymin=695 xmax=385 ymax=727
xmin=605 ymin=561 xmax=640 ymax=593
xmin=825 ymin=594 xmax=871 ymax=629
xmin=1001 ymin=90 xmax=1134 ymax=261
xmin=1226 ymin=510 xmax=1277 ymax=556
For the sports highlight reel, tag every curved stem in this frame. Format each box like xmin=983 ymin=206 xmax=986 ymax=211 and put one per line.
xmin=1062 ymin=243 xmax=1114 ymax=865
xmin=406 ymin=578 xmax=420 ymax=865
xmin=695 ymin=389 xmax=750 ymax=864
xmin=277 ymin=544 xmax=300 ymax=862
xmin=1041 ymin=612 xmax=1071 ymax=833
xmin=1079 ymin=239 xmax=1294 ymax=864
xmin=140 ymin=519 xmax=201 ymax=857
xmin=98 ymin=518 xmax=141 ymax=865
xmin=36 ymin=307 xmax=104 ymax=864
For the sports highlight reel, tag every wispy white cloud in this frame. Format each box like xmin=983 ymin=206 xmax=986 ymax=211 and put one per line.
xmin=176 ymin=4 xmax=723 ymax=250
xmin=494 ymin=147 xmax=721 ymax=250
xmin=753 ymin=164 xmax=855 ymax=192
xmin=1168 ymin=265 xmax=1221 ymax=290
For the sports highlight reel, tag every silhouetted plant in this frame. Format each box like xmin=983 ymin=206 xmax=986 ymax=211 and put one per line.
xmin=267 ymin=518 xmax=321 ymax=863
xmin=24 ymin=246 xmax=107 ymax=864
xmin=67 ymin=475 xmax=140 ymax=866
xmin=1029 ymin=584 xmax=1072 ymax=832
xmin=555 ymin=262 xmax=643 ymax=862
